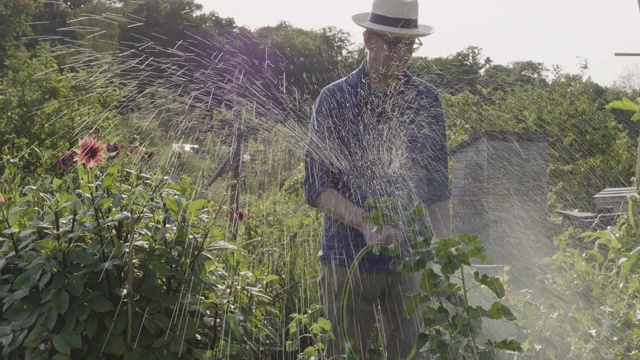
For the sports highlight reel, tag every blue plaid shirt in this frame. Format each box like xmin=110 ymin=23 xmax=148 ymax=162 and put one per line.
xmin=304 ymin=61 xmax=450 ymax=272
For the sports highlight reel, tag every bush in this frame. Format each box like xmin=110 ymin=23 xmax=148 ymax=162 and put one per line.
xmin=0 ymin=138 xmax=283 ymax=359
xmin=516 ymin=196 xmax=640 ymax=359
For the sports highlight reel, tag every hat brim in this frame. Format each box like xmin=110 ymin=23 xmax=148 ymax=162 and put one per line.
xmin=352 ymin=12 xmax=434 ymax=38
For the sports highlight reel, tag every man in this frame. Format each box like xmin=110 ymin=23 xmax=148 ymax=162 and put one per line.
xmin=303 ymin=0 xmax=452 ymax=358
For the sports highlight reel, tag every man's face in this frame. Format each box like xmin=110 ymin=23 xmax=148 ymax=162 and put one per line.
xmin=365 ymin=31 xmax=420 ymax=76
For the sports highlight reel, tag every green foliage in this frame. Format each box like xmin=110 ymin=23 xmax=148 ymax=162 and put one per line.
xmin=0 ymin=145 xmax=284 ymax=359
xmin=409 ymin=46 xmax=493 ymax=95
xmin=286 ymin=306 xmax=334 ymax=359
xmin=0 ymin=45 xmax=122 ymax=178
xmin=348 ymin=204 xmax=522 ymax=359
xmin=606 ymin=97 xmax=640 ymax=119
xmin=444 ymin=75 xmax=636 ymax=211
xmin=254 ymin=22 xmax=356 ymax=99
xmin=0 ymin=0 xmax=38 ymax=69
xmin=515 ymin=197 xmax=640 ymax=359
xmin=403 ymin=229 xmax=522 ymax=359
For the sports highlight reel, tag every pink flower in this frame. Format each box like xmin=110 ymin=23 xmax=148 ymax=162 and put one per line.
xmin=233 ymin=210 xmax=246 ymax=222
xmin=74 ymin=137 xmax=106 ymax=169
xmin=0 ymin=194 xmax=5 ymax=203
xmin=138 ymin=149 xmax=157 ymax=164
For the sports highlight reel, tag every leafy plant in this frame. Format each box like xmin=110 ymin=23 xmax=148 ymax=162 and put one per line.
xmin=341 ymin=200 xmax=522 ymax=359
xmin=0 ymin=139 xmax=281 ymax=359
xmin=607 ymin=97 xmax=640 ymax=192
xmin=515 ymin=194 xmax=640 ymax=359
xmin=286 ymin=305 xmax=334 ymax=360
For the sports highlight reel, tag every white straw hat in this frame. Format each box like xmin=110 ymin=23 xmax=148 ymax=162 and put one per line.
xmin=352 ymin=0 xmax=434 ymax=38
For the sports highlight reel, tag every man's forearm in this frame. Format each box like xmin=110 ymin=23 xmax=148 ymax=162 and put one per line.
xmin=427 ymin=199 xmax=453 ymax=240
xmin=314 ymin=189 xmax=369 ymax=232
xmin=314 ymin=189 xmax=452 ymax=240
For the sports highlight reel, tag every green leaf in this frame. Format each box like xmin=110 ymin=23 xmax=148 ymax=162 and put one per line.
xmin=316 ymin=317 xmax=331 ymax=332
xmin=86 ymin=294 xmax=115 ymax=312
xmin=12 ymin=268 xmax=41 ymax=290
xmin=468 ymin=306 xmax=483 ymax=333
xmin=68 ymin=249 xmax=95 ymax=265
xmin=459 ymin=233 xmax=481 ymax=247
xmin=474 ymin=271 xmax=506 ymax=299
xmin=412 ymin=203 xmax=425 ymax=218
xmin=85 ymin=316 xmax=98 ymax=339
xmin=415 ymin=332 xmax=429 ymax=352
xmin=99 ymin=198 xmax=113 ymax=210
xmin=620 ymin=253 xmax=638 ymax=277
xmin=188 ymin=199 xmax=207 ymax=213
xmin=124 ymin=347 xmax=151 ymax=360
xmin=491 ymin=338 xmax=523 ymax=352
xmin=486 ymin=302 xmax=516 ymax=321
xmin=2 ymin=228 xmax=19 ymax=235
xmin=67 ymin=332 xmax=82 ymax=349
xmin=52 ymin=334 xmax=71 ymax=355
xmin=177 ymin=317 xmax=198 ymax=340
xmin=632 ymin=112 xmax=640 ymax=121
xmin=111 ymin=336 xmax=128 ymax=356
xmin=24 ymin=326 xmax=51 ymax=347
xmin=35 ymin=239 xmax=57 ymax=251
xmin=0 ymin=333 xmax=13 ymax=347
xmin=206 ymin=241 xmax=237 ymax=251
xmin=65 ymin=276 xmax=84 ymax=297
xmin=51 ymin=354 xmax=71 ymax=360
xmin=105 ymin=212 xmax=131 ymax=224
xmin=152 ymin=337 xmax=172 ymax=348
xmin=606 ymin=98 xmax=640 ymax=112
xmin=362 ymin=208 xmax=385 ymax=226
xmin=52 ymin=290 xmax=70 ymax=314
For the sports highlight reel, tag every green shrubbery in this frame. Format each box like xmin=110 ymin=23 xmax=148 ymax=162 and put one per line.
xmin=509 ymin=197 xmax=640 ymax=359
xmin=0 ymin=138 xmax=310 ymax=359
xmin=0 ymin=135 xmax=523 ymax=359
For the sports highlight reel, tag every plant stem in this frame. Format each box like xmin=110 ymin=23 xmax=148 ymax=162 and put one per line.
xmin=1 ymin=209 xmax=19 ymax=256
xmin=127 ymin=215 xmax=136 ymax=345
xmin=460 ymin=266 xmax=479 ymax=360
xmin=90 ymin=190 xmax=113 ymax=293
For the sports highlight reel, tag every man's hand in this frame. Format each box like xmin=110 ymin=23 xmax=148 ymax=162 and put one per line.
xmin=359 ymin=223 xmax=405 ymax=246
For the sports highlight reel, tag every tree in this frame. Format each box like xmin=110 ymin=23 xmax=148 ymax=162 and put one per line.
xmin=0 ymin=0 xmax=38 ymax=69
xmin=409 ymin=46 xmax=492 ymax=95
xmin=444 ymin=74 xmax=635 ymax=211
xmin=0 ymin=45 xmax=122 ymax=176
xmin=482 ymin=61 xmax=548 ymax=92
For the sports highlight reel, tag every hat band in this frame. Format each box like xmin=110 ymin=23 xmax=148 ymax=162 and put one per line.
xmin=368 ymin=12 xmax=418 ymax=29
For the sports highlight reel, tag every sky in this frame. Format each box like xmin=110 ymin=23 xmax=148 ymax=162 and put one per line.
xmin=197 ymin=0 xmax=640 ymax=87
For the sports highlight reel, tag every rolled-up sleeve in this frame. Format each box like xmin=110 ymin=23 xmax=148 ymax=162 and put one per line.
xmin=304 ymin=90 xmax=338 ymax=208
xmin=409 ymin=88 xmax=451 ymax=206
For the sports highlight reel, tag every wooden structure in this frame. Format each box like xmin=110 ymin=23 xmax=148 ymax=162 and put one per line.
xmin=451 ymin=131 xmax=552 ymax=287
xmin=593 ymin=187 xmax=636 ymax=213
xmin=557 ymin=187 xmax=637 ymax=230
